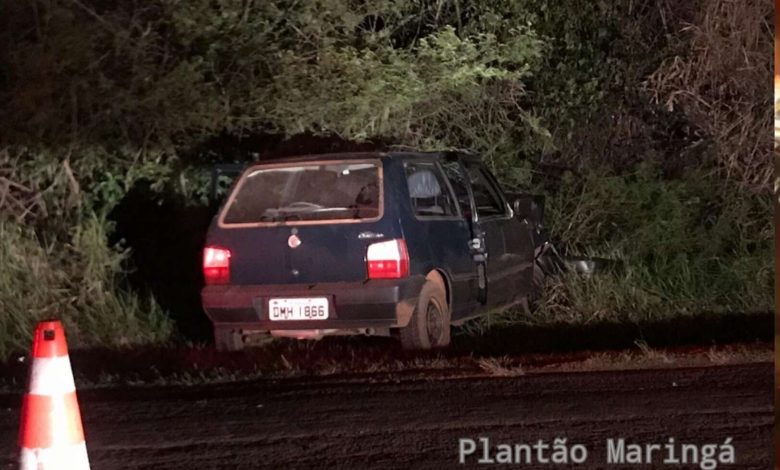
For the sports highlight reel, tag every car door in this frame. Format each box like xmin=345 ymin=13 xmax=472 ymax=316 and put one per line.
xmin=437 ymin=157 xmax=504 ymax=309
xmin=479 ymin=165 xmax=537 ymax=304
xmin=403 ymin=158 xmax=480 ymax=320
xmin=460 ymin=161 xmax=530 ymax=308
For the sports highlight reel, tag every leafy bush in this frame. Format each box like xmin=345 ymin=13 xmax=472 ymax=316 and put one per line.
xmin=0 ymin=0 xmax=772 ymax=356
xmin=645 ymin=0 xmax=772 ymax=193
xmin=0 ymin=218 xmax=171 ymax=358
xmin=538 ymin=165 xmax=772 ymax=324
xmin=475 ymin=0 xmax=773 ymax=329
xmin=0 ymin=146 xmax=173 ymax=355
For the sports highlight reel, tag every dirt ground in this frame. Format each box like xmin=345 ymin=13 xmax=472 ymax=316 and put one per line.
xmin=0 ymin=362 xmax=771 ymax=469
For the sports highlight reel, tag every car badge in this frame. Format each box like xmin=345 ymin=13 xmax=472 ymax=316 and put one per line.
xmin=358 ymin=231 xmax=385 ymax=239
xmin=288 ymin=234 xmax=301 ymax=249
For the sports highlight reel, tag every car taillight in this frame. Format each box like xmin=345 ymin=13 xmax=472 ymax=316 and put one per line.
xmin=367 ymin=239 xmax=409 ymax=279
xmin=203 ymin=246 xmax=231 ymax=285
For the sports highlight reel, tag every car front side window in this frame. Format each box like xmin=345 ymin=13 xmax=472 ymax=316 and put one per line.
xmin=465 ymin=165 xmax=507 ymax=218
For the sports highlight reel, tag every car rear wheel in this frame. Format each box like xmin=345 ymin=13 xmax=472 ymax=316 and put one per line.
xmin=399 ymin=278 xmax=451 ymax=350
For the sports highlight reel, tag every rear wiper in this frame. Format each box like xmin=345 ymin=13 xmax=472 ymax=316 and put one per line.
xmin=281 ymin=213 xmax=303 ymax=222
xmin=346 ymin=204 xmax=362 ymax=220
xmin=259 ymin=214 xmax=282 ymax=222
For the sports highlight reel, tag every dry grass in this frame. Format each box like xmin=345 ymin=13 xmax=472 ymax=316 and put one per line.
xmin=477 ymin=357 xmax=525 ymax=377
xmin=541 ymin=343 xmax=771 ymax=374
xmin=633 ymin=340 xmax=674 ymax=364
xmin=644 ymin=0 xmax=772 ymax=194
xmin=0 ymin=339 xmax=770 ymax=392
xmin=706 ymin=345 xmax=731 ymax=365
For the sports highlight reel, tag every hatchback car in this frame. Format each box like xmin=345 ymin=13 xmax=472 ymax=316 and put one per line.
xmin=201 ymin=151 xmax=550 ymax=350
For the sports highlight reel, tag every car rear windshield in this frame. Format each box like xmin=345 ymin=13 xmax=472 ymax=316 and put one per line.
xmin=221 ymin=161 xmax=382 ymax=225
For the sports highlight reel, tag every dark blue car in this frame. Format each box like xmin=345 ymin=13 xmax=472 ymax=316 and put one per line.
xmin=201 ymin=151 xmax=549 ymax=351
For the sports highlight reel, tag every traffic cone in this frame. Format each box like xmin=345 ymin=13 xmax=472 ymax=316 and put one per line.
xmin=18 ymin=320 xmax=90 ymax=470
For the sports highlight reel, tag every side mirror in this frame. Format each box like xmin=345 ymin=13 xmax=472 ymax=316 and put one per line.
xmin=512 ymin=197 xmax=525 ymax=216
xmin=509 ymin=194 xmax=545 ymax=226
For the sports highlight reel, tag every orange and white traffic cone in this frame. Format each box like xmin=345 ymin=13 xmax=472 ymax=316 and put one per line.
xmin=18 ymin=320 xmax=90 ymax=470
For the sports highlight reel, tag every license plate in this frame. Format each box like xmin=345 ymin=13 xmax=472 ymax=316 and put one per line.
xmin=268 ymin=297 xmax=329 ymax=321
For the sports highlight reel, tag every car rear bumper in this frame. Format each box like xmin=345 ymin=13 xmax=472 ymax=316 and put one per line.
xmin=201 ymin=276 xmax=425 ymax=330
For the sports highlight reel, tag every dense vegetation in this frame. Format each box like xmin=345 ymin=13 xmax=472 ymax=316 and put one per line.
xmin=0 ymin=0 xmax=772 ymax=356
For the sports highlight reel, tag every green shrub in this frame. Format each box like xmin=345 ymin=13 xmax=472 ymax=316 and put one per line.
xmin=481 ymin=165 xmax=773 ymax=328
xmin=0 ymin=0 xmax=771 ymax=357
xmin=0 ymin=218 xmax=171 ymax=358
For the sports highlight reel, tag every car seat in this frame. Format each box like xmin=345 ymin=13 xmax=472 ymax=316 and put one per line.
xmin=407 ymin=169 xmax=445 ymax=215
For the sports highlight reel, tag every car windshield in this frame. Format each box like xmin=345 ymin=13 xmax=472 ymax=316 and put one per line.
xmin=221 ymin=161 xmax=381 ymax=224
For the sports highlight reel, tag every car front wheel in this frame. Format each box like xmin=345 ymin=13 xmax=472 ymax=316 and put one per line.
xmin=399 ymin=278 xmax=451 ymax=350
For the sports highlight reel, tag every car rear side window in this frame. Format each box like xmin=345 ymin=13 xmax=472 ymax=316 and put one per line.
xmin=221 ymin=161 xmax=382 ymax=225
xmin=403 ymin=161 xmax=458 ymax=218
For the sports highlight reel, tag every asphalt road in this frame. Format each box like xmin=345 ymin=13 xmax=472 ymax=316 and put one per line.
xmin=0 ymin=363 xmax=772 ymax=469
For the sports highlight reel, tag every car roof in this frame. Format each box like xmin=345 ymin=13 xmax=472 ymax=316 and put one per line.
xmin=254 ymin=150 xmax=480 ymax=165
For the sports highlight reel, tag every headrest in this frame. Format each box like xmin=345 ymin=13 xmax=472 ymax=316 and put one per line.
xmin=407 ymin=170 xmax=441 ymax=198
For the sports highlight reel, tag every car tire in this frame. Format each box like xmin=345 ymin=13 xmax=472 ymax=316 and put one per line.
xmin=214 ymin=325 xmax=245 ymax=352
xmin=399 ymin=278 xmax=451 ymax=350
